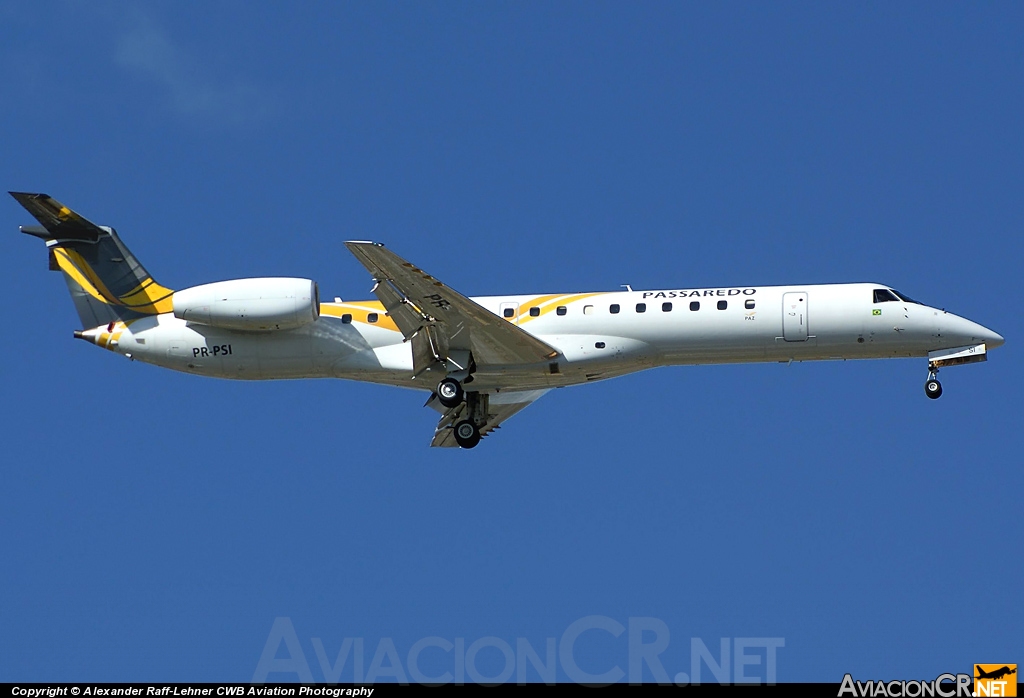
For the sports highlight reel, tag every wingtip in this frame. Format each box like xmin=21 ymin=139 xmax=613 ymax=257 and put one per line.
xmin=345 ymin=240 xmax=384 ymax=246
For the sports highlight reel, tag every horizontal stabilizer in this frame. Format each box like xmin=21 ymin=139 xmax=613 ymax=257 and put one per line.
xmin=19 ymin=225 xmax=50 ymax=240
xmin=10 ymin=192 xmax=107 ymax=242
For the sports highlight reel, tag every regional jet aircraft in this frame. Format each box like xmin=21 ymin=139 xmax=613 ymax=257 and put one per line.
xmin=12 ymin=193 xmax=1004 ymax=448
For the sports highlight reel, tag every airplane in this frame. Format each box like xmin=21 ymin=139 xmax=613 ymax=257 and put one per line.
xmin=975 ymin=666 xmax=1016 ymax=681
xmin=11 ymin=192 xmax=1005 ymax=449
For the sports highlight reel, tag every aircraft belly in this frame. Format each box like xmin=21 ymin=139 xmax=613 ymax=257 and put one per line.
xmin=655 ymin=329 xmax=770 ymax=363
xmin=541 ymin=334 xmax=655 ymax=366
xmin=651 ymin=319 xmax=771 ymax=364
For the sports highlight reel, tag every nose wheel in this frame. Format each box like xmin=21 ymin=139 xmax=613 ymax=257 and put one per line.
xmin=924 ymin=366 xmax=942 ymax=399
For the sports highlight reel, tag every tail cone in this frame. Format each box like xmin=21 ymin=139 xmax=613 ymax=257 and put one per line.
xmin=73 ymin=327 xmax=105 ymax=345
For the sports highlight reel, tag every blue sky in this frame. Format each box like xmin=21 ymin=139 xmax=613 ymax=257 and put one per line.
xmin=1 ymin=2 xmax=1021 ymax=683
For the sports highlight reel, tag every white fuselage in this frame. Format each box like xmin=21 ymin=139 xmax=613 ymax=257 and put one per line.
xmin=87 ymin=282 xmax=1003 ymax=393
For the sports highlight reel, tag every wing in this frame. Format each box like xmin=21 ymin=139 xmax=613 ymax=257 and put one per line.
xmin=428 ymin=389 xmax=548 ymax=448
xmin=344 ymin=242 xmax=560 ymax=376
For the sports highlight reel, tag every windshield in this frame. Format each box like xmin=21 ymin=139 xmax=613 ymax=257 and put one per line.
xmin=891 ymin=289 xmax=921 ymax=305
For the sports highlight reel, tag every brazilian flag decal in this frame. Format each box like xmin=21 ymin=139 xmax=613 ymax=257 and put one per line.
xmin=872 ymin=309 xmax=882 ymax=315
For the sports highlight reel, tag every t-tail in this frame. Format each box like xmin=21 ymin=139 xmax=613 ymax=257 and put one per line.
xmin=10 ymin=192 xmax=174 ymax=329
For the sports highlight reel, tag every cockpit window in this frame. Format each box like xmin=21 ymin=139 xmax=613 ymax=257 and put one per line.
xmin=873 ymin=289 xmax=900 ymax=303
xmin=891 ymin=289 xmax=921 ymax=305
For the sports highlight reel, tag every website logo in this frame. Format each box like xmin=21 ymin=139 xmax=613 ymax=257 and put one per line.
xmin=974 ymin=664 xmax=1016 ymax=697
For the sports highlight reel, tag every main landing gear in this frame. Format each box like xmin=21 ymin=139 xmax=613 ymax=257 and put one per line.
xmin=924 ymin=365 xmax=942 ymax=400
xmin=435 ymin=376 xmax=485 ymax=449
xmin=437 ymin=377 xmax=464 ymax=408
xmin=453 ymin=419 xmax=481 ymax=449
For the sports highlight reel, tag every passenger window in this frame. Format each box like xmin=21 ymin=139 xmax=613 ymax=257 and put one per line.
xmin=689 ymin=301 xmax=700 ymax=311
xmin=717 ymin=300 xmax=727 ymax=310
xmin=636 ymin=303 xmax=646 ymax=313
xmin=662 ymin=302 xmax=672 ymax=312
xmin=595 ymin=341 xmax=606 ymax=349
xmin=503 ymin=307 xmax=515 ymax=318
xmin=529 ymin=307 xmax=540 ymax=317
xmin=556 ymin=306 xmax=567 ymax=316
xmin=610 ymin=304 xmax=620 ymax=314
xmin=584 ymin=305 xmax=594 ymax=315
xmin=873 ymin=289 xmax=899 ymax=303
xmin=367 ymin=313 xmax=378 ymax=323
xmin=745 ymin=299 xmax=755 ymax=309
xmin=341 ymin=313 xmax=352 ymax=324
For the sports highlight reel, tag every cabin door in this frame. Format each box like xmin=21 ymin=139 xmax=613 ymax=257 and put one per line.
xmin=782 ymin=292 xmax=809 ymax=342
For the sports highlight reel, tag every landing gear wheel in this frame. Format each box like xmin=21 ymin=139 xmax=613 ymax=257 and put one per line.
xmin=925 ymin=379 xmax=942 ymax=399
xmin=437 ymin=378 xmax=464 ymax=408
xmin=453 ymin=420 xmax=481 ymax=449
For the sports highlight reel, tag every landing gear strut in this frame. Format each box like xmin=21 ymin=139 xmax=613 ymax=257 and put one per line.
xmin=437 ymin=377 xmax=464 ymax=408
xmin=453 ymin=391 xmax=488 ymax=449
xmin=924 ymin=364 xmax=942 ymax=400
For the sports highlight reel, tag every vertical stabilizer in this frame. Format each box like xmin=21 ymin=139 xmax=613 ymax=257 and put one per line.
xmin=11 ymin=192 xmax=174 ymax=327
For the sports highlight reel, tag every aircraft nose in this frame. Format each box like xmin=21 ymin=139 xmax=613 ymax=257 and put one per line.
xmin=983 ymin=327 xmax=1005 ymax=349
xmin=950 ymin=315 xmax=1004 ymax=349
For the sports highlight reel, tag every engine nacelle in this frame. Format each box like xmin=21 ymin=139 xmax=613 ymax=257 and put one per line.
xmin=172 ymin=277 xmax=319 ymax=331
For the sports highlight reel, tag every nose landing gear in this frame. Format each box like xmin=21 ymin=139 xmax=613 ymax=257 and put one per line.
xmin=924 ymin=365 xmax=942 ymax=400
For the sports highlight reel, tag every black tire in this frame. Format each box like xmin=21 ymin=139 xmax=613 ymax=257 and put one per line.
xmin=925 ymin=379 xmax=942 ymax=399
xmin=437 ymin=378 xmax=464 ymax=408
xmin=453 ymin=420 xmax=481 ymax=449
